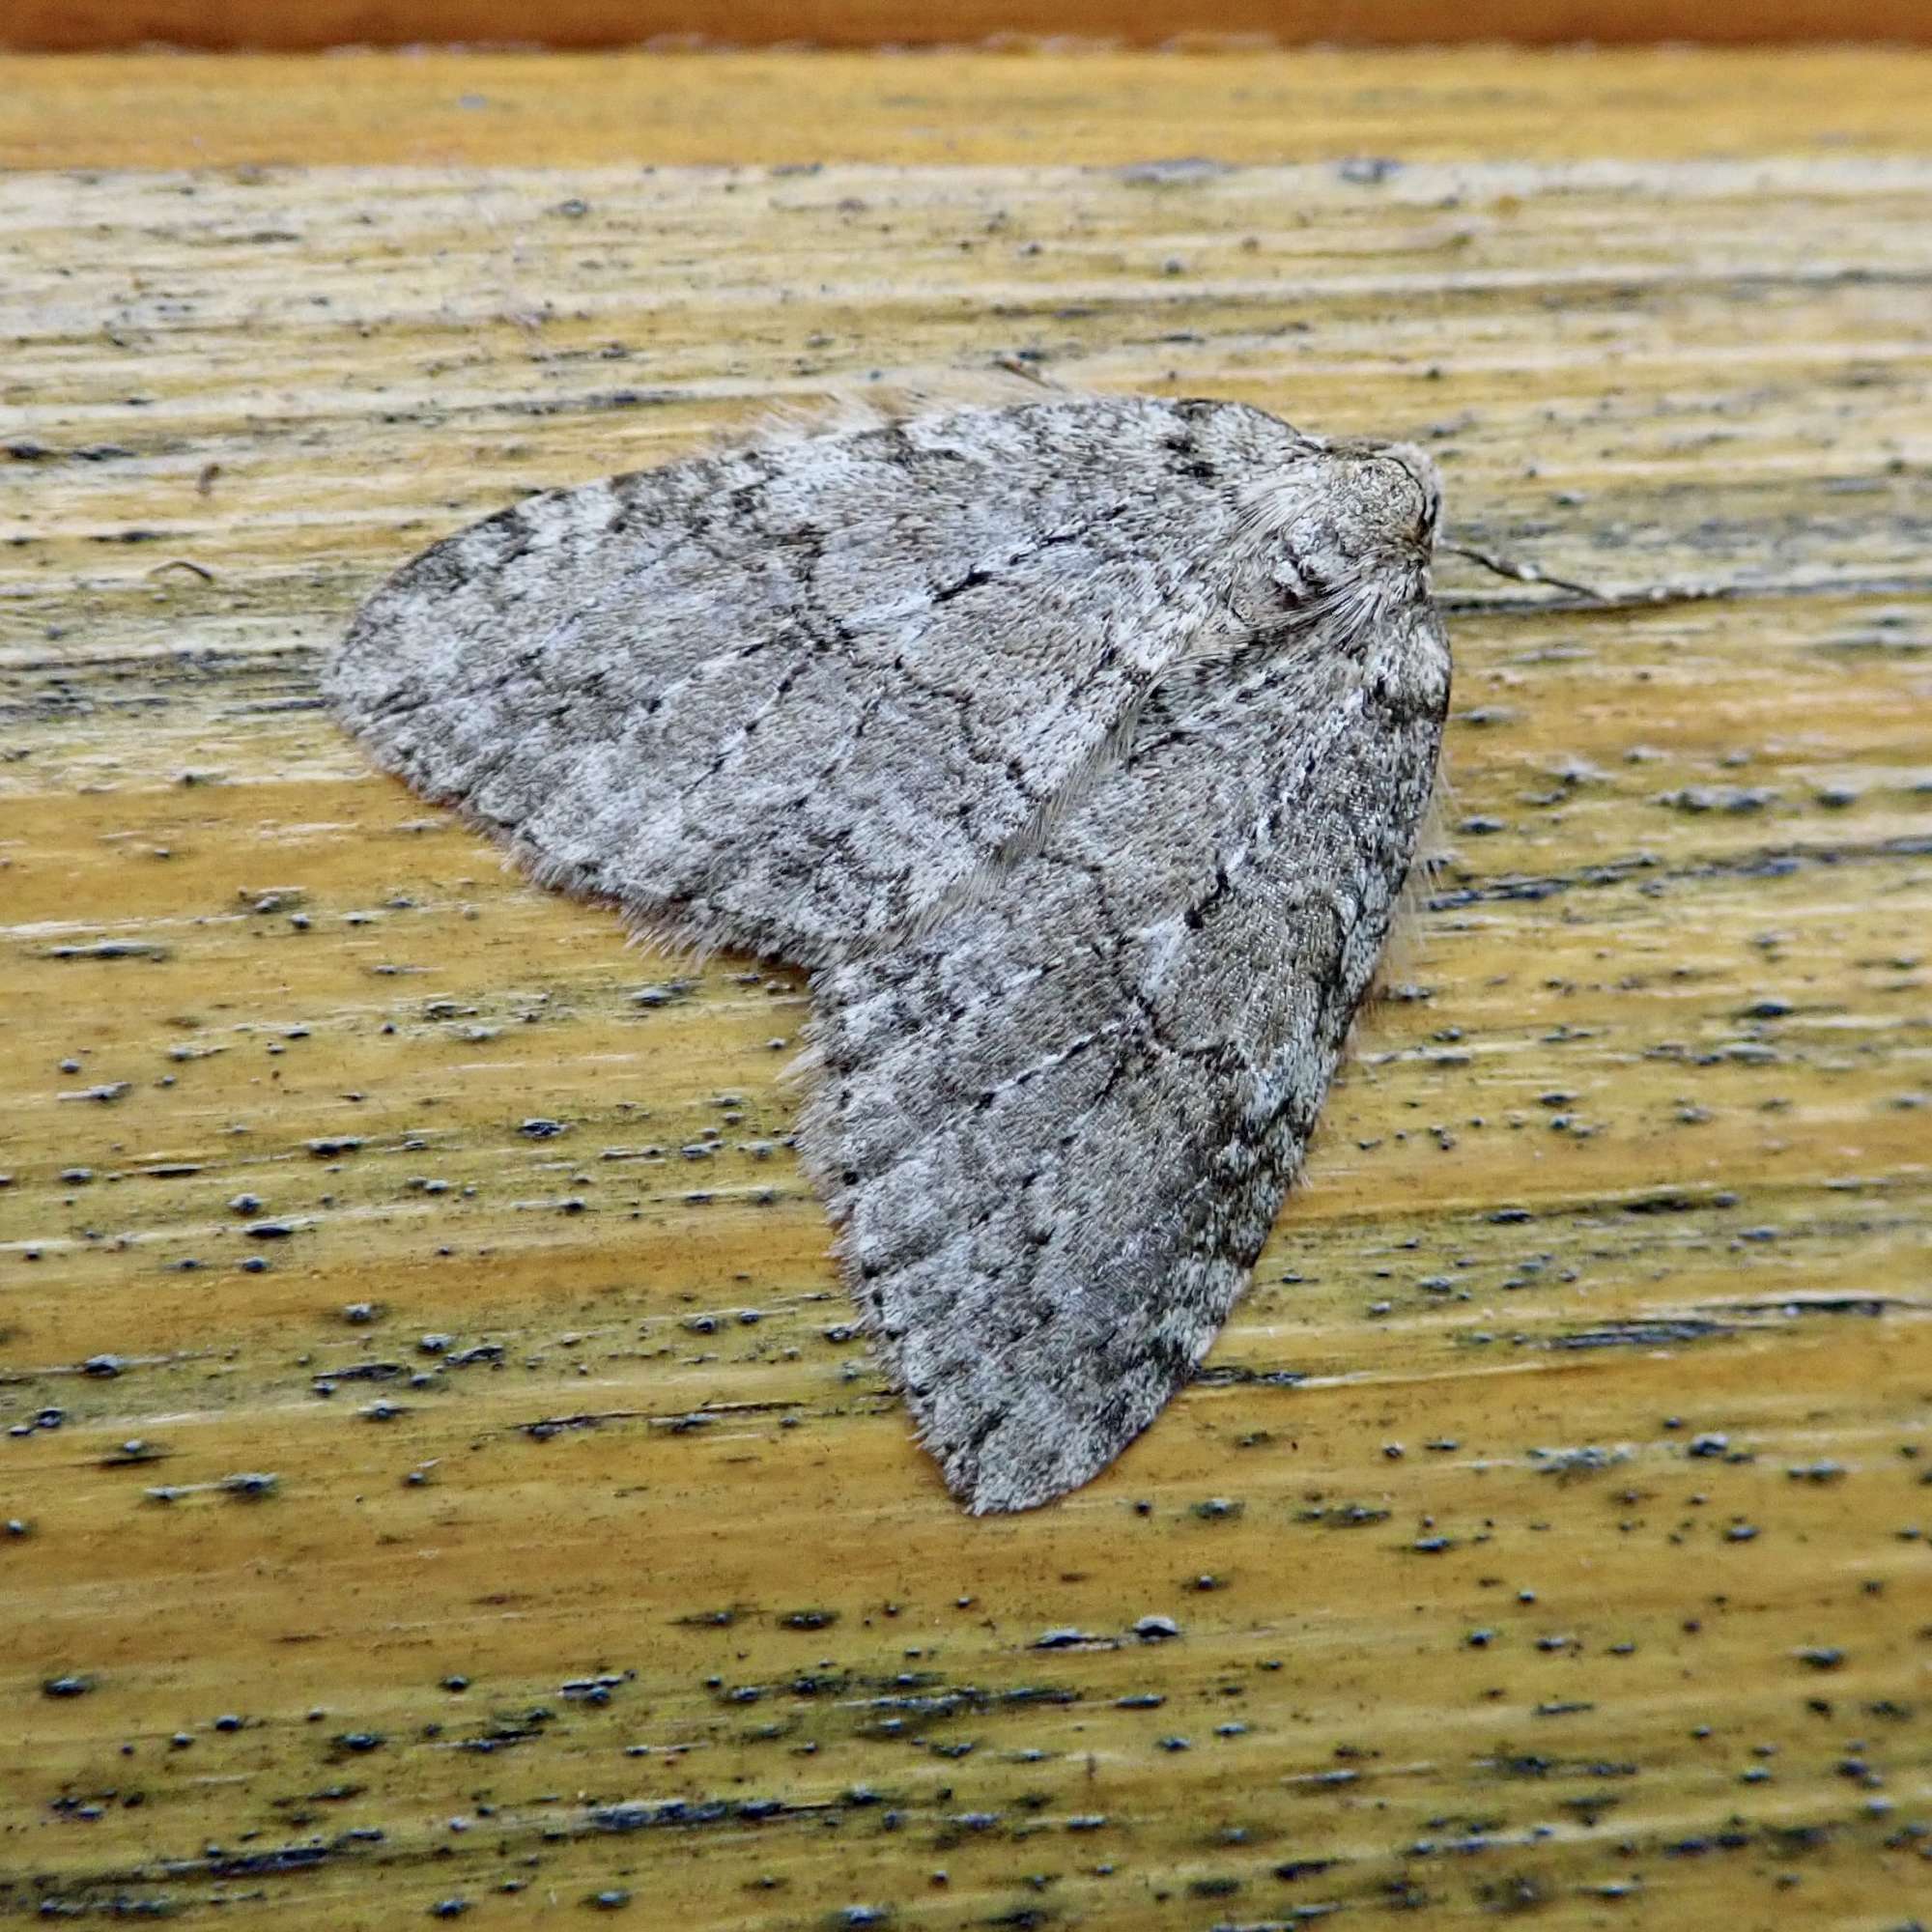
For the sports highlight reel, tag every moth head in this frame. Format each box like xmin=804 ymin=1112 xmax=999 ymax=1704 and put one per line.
xmin=1307 ymin=439 xmax=1440 ymax=567
xmin=1352 ymin=441 xmax=1442 ymax=554
xmin=1241 ymin=439 xmax=1442 ymax=627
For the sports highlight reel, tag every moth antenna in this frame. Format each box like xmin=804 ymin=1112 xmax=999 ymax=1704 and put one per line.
xmin=1442 ymin=541 xmax=1605 ymax=602
xmin=988 ymin=355 xmax=1064 ymax=389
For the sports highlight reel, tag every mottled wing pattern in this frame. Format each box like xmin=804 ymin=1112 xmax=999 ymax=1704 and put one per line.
xmin=329 ymin=392 xmax=1450 ymax=1512
xmin=326 ymin=397 xmax=1317 ymax=963
xmin=806 ymin=607 xmax=1449 ymax=1512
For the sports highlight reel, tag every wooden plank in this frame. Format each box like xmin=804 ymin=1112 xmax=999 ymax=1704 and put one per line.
xmin=2 ymin=47 xmax=1930 ymax=170
xmin=6 ymin=0 xmax=1932 ymax=54
xmin=2 ymin=48 xmax=1930 ymax=1932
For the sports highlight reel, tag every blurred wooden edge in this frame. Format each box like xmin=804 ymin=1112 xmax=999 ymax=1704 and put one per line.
xmin=3 ymin=43 xmax=1929 ymax=171
xmin=4 ymin=0 xmax=1931 ymax=52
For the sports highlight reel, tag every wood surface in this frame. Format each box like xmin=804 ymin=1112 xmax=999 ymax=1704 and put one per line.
xmin=4 ymin=46 xmax=1929 ymax=171
xmin=2 ymin=45 xmax=1930 ymax=1932
xmin=9 ymin=0 xmax=1932 ymax=54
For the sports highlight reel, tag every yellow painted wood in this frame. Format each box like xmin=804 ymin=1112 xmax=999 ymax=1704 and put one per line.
xmin=2 ymin=49 xmax=1930 ymax=1931
xmin=3 ymin=45 xmax=1932 ymax=170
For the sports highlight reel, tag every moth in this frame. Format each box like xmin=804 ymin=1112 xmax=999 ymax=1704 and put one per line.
xmin=327 ymin=394 xmax=1450 ymax=1513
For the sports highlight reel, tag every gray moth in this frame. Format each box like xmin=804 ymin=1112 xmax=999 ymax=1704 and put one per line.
xmin=326 ymin=393 xmax=1450 ymax=1513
